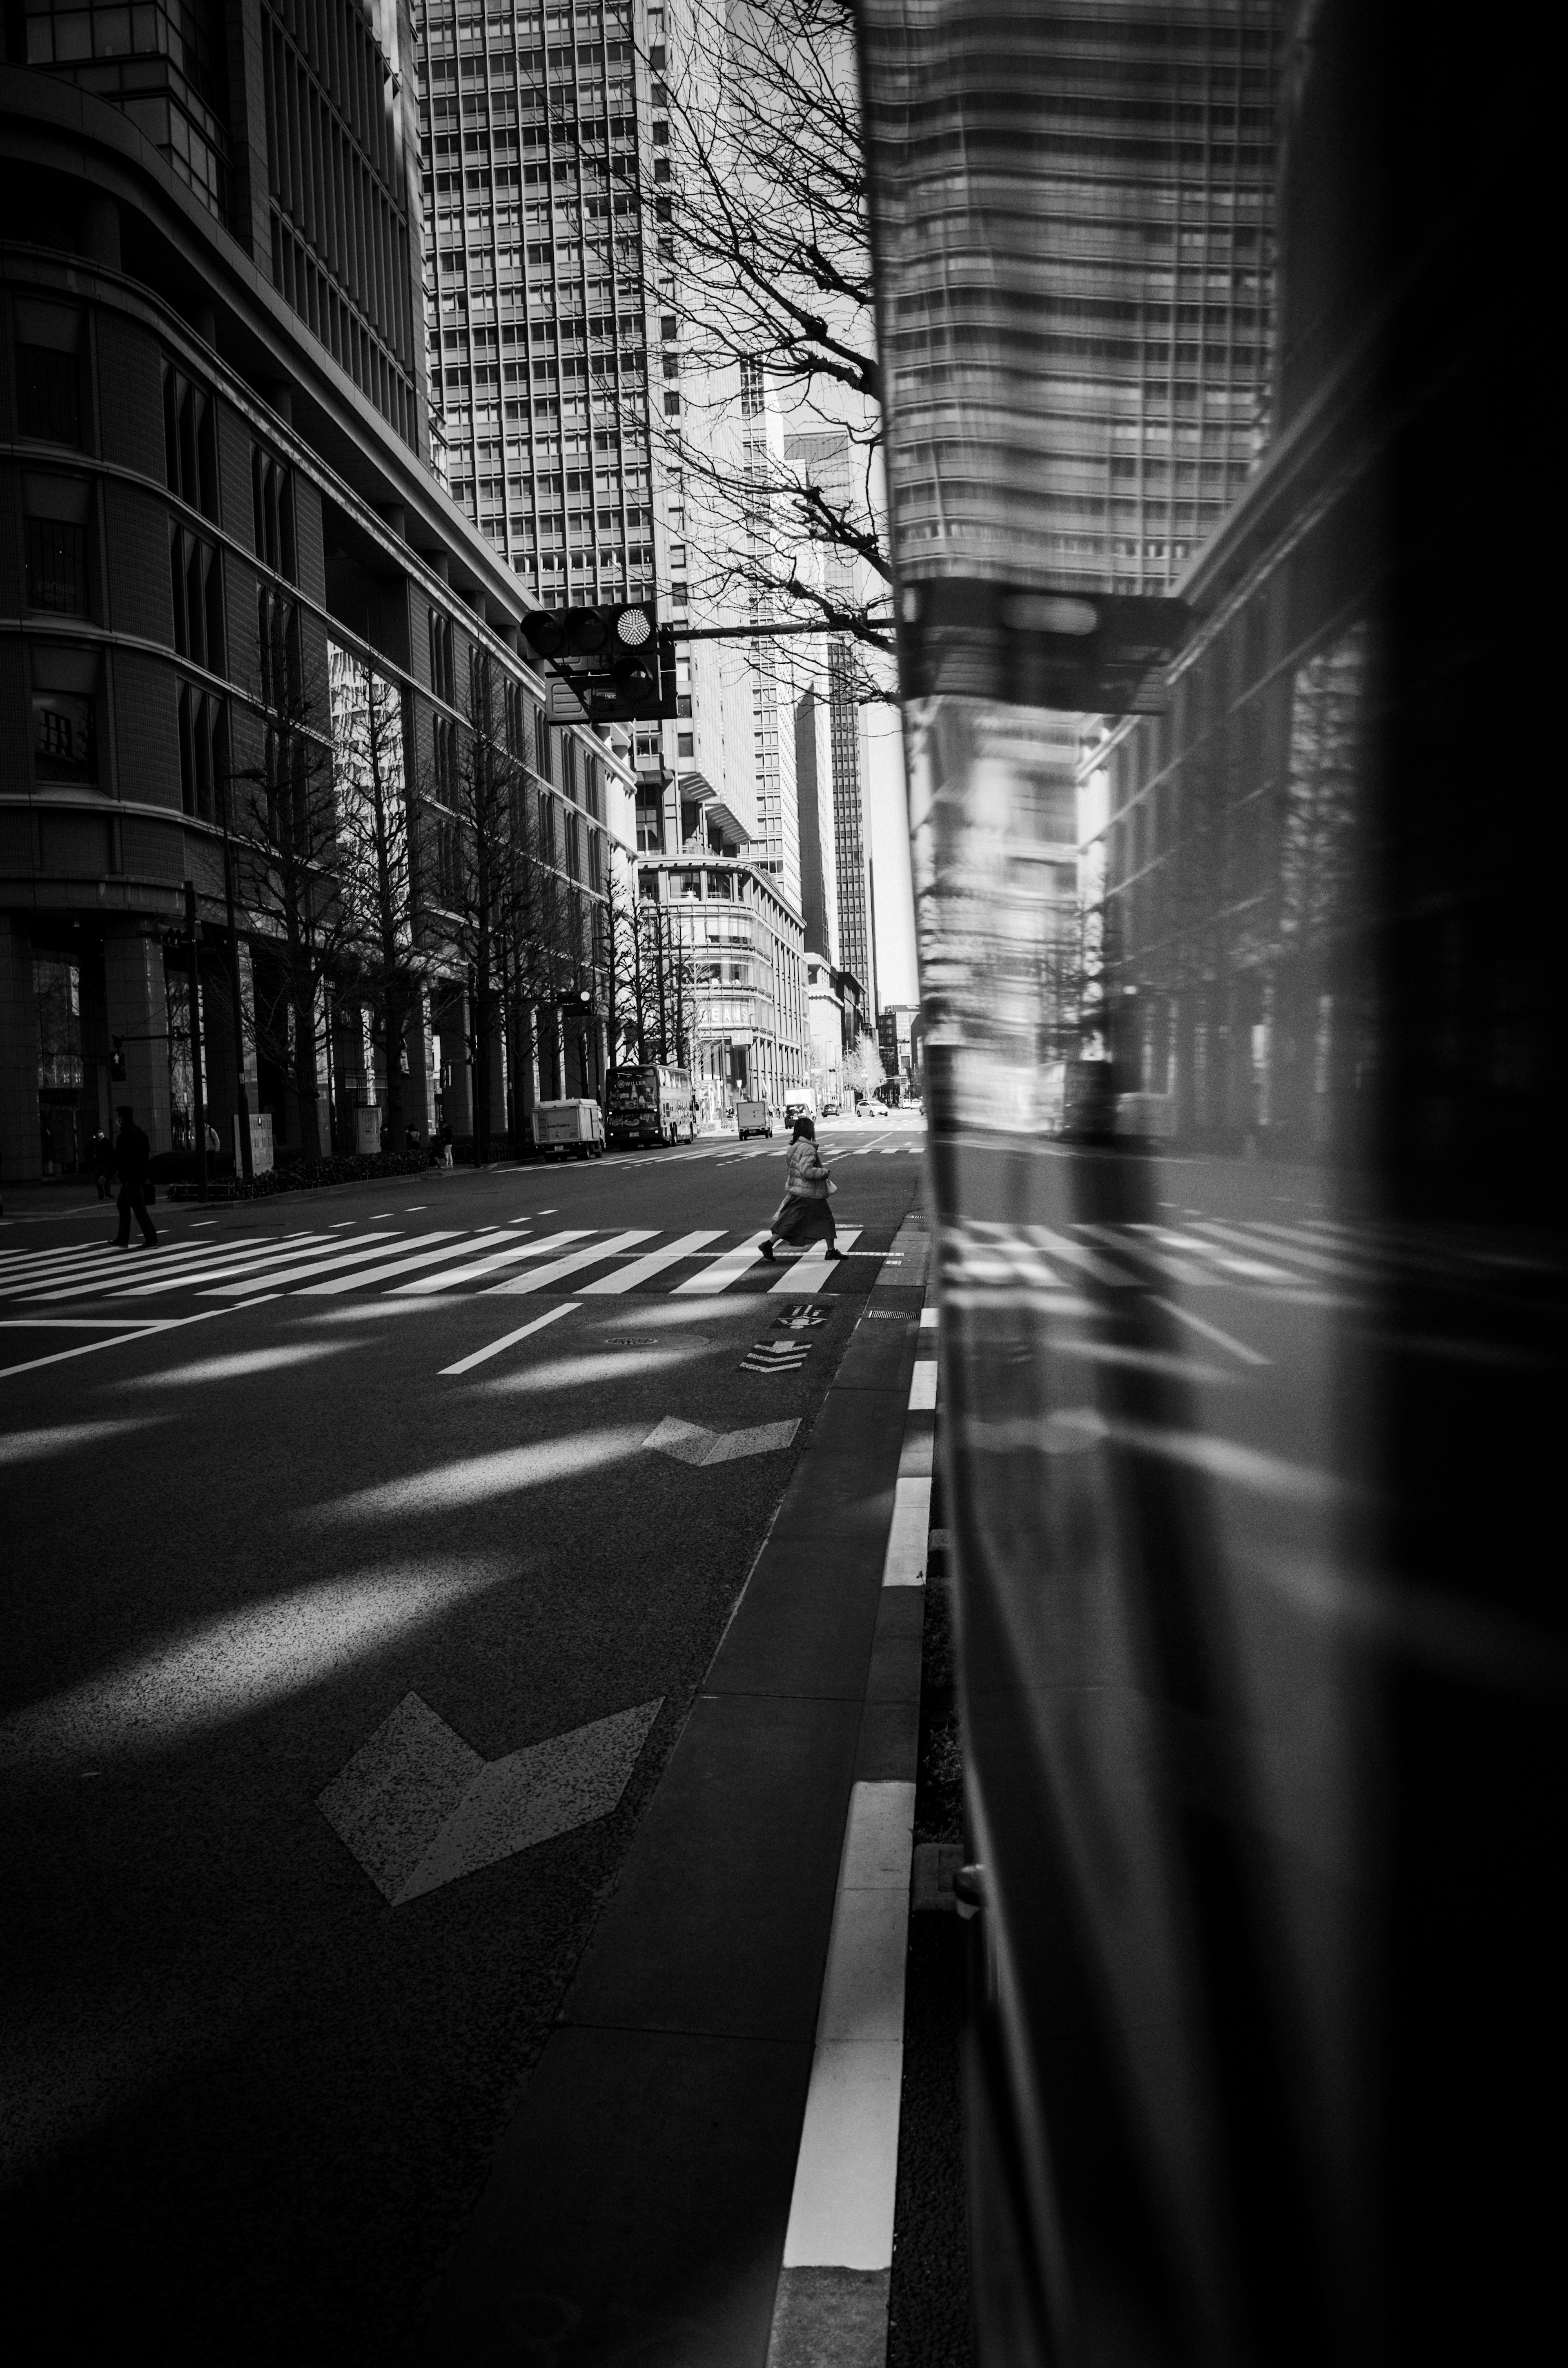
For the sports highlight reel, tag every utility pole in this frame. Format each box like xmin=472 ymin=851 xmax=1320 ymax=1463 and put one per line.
xmin=185 ymin=879 xmax=209 ymax=1203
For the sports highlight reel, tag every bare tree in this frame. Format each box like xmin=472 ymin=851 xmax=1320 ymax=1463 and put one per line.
xmin=333 ymin=648 xmax=427 ymax=1148
xmin=613 ymin=0 xmax=891 ymax=673
xmin=229 ymin=613 xmax=346 ymax=1162
xmin=843 ymin=1034 xmax=888 ymax=1104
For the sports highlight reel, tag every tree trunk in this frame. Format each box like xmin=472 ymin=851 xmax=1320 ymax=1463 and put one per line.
xmin=292 ymin=976 xmax=322 ymax=1161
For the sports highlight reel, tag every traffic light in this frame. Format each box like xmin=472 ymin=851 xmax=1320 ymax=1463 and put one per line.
xmin=555 ymin=988 xmax=594 ymax=1016
xmin=109 ymin=1036 xmax=127 ymax=1082
xmin=521 ymin=602 xmax=677 ymax=723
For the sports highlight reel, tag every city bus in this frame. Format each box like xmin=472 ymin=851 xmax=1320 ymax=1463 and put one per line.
xmin=605 ymin=1062 xmax=696 ymax=1149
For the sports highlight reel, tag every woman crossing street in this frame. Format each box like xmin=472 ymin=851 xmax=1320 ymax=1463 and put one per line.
xmin=759 ymin=1115 xmax=840 ymax=1262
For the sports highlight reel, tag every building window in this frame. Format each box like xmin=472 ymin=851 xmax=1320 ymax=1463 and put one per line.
xmin=14 ymin=308 xmax=84 ymax=446
xmin=177 ymin=683 xmax=227 ymax=823
xmin=31 ymin=648 xmax=99 ymax=785
xmin=430 ymin=610 xmax=455 ymax=703
xmin=163 ymin=363 xmax=218 ymax=517
xmin=24 ymin=517 xmax=89 ymax=614
xmin=257 ymin=587 xmax=299 ymax=712
xmin=432 ymin=716 xmax=458 ymax=803
xmin=252 ymin=448 xmax=296 ymax=578
xmin=16 ymin=345 xmax=82 ymax=444
xmin=170 ymin=526 xmax=225 ymax=672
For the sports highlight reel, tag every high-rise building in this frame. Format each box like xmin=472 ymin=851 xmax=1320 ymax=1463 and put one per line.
xmin=782 ymin=424 xmax=876 ymax=1024
xmin=864 ymin=0 xmax=1280 ymax=598
xmin=18 ymin=0 xmax=430 ymax=453
xmin=793 ymin=682 xmax=839 ymax=967
xmin=0 ymin=8 xmax=630 ymax=1182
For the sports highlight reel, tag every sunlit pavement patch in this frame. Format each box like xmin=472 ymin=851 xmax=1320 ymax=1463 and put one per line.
xmin=644 ymin=1413 xmax=800 ymax=1466
xmin=0 ymin=1560 xmax=514 ymax=1768
xmin=318 ymin=1692 xmax=662 ymax=1905
xmin=313 ymin=1427 xmax=648 ymax=1518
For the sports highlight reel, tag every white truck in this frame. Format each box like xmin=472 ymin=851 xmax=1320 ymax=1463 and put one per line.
xmin=532 ymin=1098 xmax=606 ymax=1160
xmin=735 ymin=1098 xmax=774 ymax=1139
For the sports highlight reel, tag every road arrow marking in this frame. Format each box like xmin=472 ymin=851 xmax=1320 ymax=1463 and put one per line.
xmin=644 ymin=1414 xmax=800 ymax=1465
xmin=318 ymin=1692 xmax=662 ymax=1905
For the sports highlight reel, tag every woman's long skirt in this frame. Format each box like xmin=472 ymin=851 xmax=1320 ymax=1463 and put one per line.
xmin=770 ymin=1192 xmax=836 ymax=1247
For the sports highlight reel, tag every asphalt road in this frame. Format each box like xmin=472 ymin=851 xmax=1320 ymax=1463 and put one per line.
xmin=0 ymin=1121 xmax=925 ymax=2364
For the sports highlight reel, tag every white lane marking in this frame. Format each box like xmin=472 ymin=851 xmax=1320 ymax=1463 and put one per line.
xmin=0 ymin=1316 xmax=167 ymax=1329
xmin=318 ymin=1693 xmax=662 ymax=1905
xmin=297 ymin=1232 xmax=494 ymax=1295
xmin=201 ymin=1236 xmax=407 ymax=1296
xmin=1148 ymin=1296 xmax=1271 ymax=1367
xmin=881 ymin=1477 xmax=931 ymax=1588
xmin=1133 ymin=1224 xmax=1297 ymax=1282
xmin=486 ymin=1230 xmax=657 ymax=1295
xmin=908 ymin=1361 xmax=938 ymax=1411
xmin=1073 ymin=1223 xmax=1208 ymax=1287
xmin=439 ymin=1302 xmax=578 ymax=1375
xmin=394 ymin=1230 xmax=590 ymax=1294
xmin=1198 ymin=1218 xmax=1377 ymax=1280
xmin=0 ymin=1303 xmax=241 ymax=1381
xmin=769 ymin=1227 xmax=863 ymax=1295
xmin=919 ymin=1307 xmax=938 ymax=1329
xmin=1022 ymin=1224 xmax=1142 ymax=1286
xmin=578 ymin=1230 xmax=726 ymax=1294
xmin=673 ymin=1239 xmax=769 ymax=1295
xmin=780 ymin=1781 xmax=915 ymax=2271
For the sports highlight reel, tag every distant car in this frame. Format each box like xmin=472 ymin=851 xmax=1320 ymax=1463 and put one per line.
xmin=735 ymin=1098 xmax=774 ymax=1139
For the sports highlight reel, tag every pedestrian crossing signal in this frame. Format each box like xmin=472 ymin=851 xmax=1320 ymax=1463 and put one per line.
xmin=522 ymin=602 xmax=677 ymax=723
xmin=109 ymin=1036 xmax=127 ymax=1081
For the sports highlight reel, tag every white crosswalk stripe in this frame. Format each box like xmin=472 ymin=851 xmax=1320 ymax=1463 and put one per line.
xmin=579 ymin=1230 xmax=725 ymax=1294
xmin=673 ymin=1237 xmax=769 ymax=1295
xmin=0 ymin=1221 xmax=911 ymax=1307
xmin=394 ymin=1231 xmax=592 ymax=1294
xmin=486 ymin=1230 xmax=657 ymax=1295
xmin=203 ymin=1234 xmax=407 ymax=1295
xmin=297 ymin=1232 xmax=504 ymax=1295
xmin=769 ymin=1227 xmax=863 ymax=1293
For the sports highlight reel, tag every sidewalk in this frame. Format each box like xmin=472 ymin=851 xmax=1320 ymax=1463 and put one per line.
xmin=422 ymin=1210 xmax=935 ymax=2366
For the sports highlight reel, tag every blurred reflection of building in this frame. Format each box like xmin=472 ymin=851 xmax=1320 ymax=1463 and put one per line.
xmin=805 ymin=955 xmax=843 ymax=1113
xmin=877 ymin=1001 xmax=923 ymax=1101
xmin=635 ymin=852 xmax=804 ymax=1112
xmin=783 ymin=426 xmax=877 ymax=1030
xmin=873 ymin=0 xmax=1282 ymax=600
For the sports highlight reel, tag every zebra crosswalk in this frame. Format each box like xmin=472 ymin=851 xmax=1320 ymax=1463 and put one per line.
xmin=0 ymin=1222 xmax=884 ymax=1308
xmin=939 ymin=1213 xmax=1411 ymax=1304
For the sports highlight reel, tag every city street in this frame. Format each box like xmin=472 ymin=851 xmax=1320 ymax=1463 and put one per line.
xmin=0 ymin=1122 xmax=924 ymax=2363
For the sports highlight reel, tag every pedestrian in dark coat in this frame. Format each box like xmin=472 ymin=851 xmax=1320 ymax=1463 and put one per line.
xmin=760 ymin=1115 xmax=839 ymax=1261
xmin=110 ymin=1106 xmax=158 ymax=1248
xmin=89 ymin=1126 xmax=114 ymax=1200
